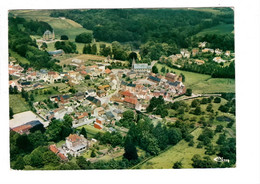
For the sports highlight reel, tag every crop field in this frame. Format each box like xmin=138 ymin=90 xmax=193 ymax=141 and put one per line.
xmin=155 ymin=63 xmax=235 ymax=94
xmin=9 ymin=94 xmax=30 ymax=114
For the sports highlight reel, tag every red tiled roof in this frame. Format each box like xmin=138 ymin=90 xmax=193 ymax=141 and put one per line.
xmin=49 ymin=144 xmax=59 ymax=154
xmin=12 ymin=124 xmax=32 ymax=134
xmin=58 ymin=152 xmax=68 ymax=161
xmin=124 ymin=97 xmax=138 ymax=105
xmin=121 ymin=90 xmax=133 ymax=97
xmin=94 ymin=123 xmax=102 ymax=130
xmin=67 ymin=134 xmax=81 ymax=142
xmin=105 ymin=68 xmax=112 ymax=74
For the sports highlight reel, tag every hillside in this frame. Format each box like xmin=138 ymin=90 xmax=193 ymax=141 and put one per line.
xmin=11 ymin=10 xmax=92 ymax=41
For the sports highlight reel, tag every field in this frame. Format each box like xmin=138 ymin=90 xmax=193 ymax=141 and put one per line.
xmin=139 ymin=128 xmax=209 ymax=169
xmin=9 ymin=50 xmax=30 ymax=64
xmin=9 ymin=94 xmax=30 ymax=114
xmin=77 ymin=124 xmax=105 ymax=138
xmin=11 ymin=10 xmax=91 ymax=41
xmin=196 ymin=23 xmax=234 ymax=37
xmin=155 ymin=63 xmax=235 ymax=94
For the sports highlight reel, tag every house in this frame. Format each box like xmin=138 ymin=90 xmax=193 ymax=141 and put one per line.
xmin=72 ymin=59 xmax=82 ymax=64
xmin=53 ymin=107 xmax=68 ymax=120
xmin=121 ymin=90 xmax=133 ymax=98
xmin=180 ymin=49 xmax=191 ymax=58
xmin=168 ymin=55 xmax=178 ymax=63
xmin=202 ymin=48 xmax=214 ymax=54
xmin=105 ymin=111 xmax=115 ymax=120
xmin=105 ymin=68 xmax=112 ymax=74
xmin=65 ymin=134 xmax=89 ymax=156
xmin=11 ymin=120 xmax=44 ymax=135
xmin=96 ymin=117 xmax=105 ymax=125
xmin=86 ymin=96 xmax=101 ymax=106
xmin=213 ymin=57 xmax=226 ymax=63
xmin=123 ymin=97 xmax=138 ymax=109
xmin=148 ymin=75 xmax=161 ymax=84
xmin=192 ymin=48 xmax=200 ymax=57
xmin=94 ymin=107 xmax=105 ymax=117
xmin=225 ymin=50 xmax=231 ymax=56
xmin=94 ymin=122 xmax=103 ymax=130
xmin=97 ymin=90 xmax=107 ymax=97
xmin=165 ymin=72 xmax=177 ymax=82
xmin=195 ymin=59 xmax=205 ymax=65
xmin=98 ymin=85 xmax=110 ymax=91
xmin=215 ymin=48 xmax=223 ymax=55
xmin=199 ymin=41 xmax=207 ymax=48
xmin=49 ymin=144 xmax=68 ymax=161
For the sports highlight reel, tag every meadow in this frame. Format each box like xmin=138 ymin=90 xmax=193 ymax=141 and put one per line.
xmin=196 ymin=23 xmax=234 ymax=37
xmin=155 ymin=63 xmax=235 ymax=94
xmin=9 ymin=94 xmax=30 ymax=114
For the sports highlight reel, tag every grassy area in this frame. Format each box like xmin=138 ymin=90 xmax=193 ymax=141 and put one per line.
xmin=77 ymin=124 xmax=105 ymax=137
xmin=190 ymin=78 xmax=235 ymax=94
xmin=11 ymin=10 xmax=91 ymax=41
xmin=9 ymin=50 xmax=30 ymax=64
xmin=139 ymin=128 xmax=209 ymax=169
xmin=9 ymin=94 xmax=30 ymax=114
xmin=196 ymin=23 xmax=234 ymax=37
xmin=155 ymin=63 xmax=235 ymax=94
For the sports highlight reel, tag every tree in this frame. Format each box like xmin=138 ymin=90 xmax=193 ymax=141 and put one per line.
xmin=186 ymin=88 xmax=192 ymax=96
xmin=194 ymin=106 xmax=202 ymax=115
xmin=75 ymin=32 xmax=93 ymax=44
xmin=214 ymin=97 xmax=221 ymax=103
xmin=40 ymin=42 xmax=48 ymax=50
xmin=161 ymin=66 xmax=166 ymax=73
xmin=168 ymin=128 xmax=182 ymax=145
xmin=76 ymin=156 xmax=90 ymax=169
xmin=80 ymin=127 xmax=88 ymax=138
xmin=42 ymin=151 xmax=60 ymax=166
xmin=90 ymin=149 xmax=96 ymax=158
xmin=152 ymin=65 xmax=159 ymax=74
xmin=215 ymin=125 xmax=224 ymax=133
xmin=180 ymin=73 xmax=185 ymax=82
xmin=60 ymin=35 xmax=69 ymax=40
xmin=91 ymin=44 xmax=97 ymax=55
xmin=83 ymin=44 xmax=92 ymax=54
xmin=10 ymin=107 xmax=14 ymax=119
xmin=206 ymin=103 xmax=213 ymax=112
xmin=123 ymin=136 xmax=138 ymax=160
xmin=173 ymin=161 xmax=182 ymax=169
xmin=191 ymin=99 xmax=200 ymax=107
xmin=12 ymin=156 xmax=25 ymax=170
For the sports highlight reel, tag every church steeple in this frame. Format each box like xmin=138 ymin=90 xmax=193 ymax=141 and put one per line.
xmin=132 ymin=58 xmax=135 ymax=70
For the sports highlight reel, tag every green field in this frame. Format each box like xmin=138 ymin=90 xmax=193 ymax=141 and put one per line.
xmin=196 ymin=23 xmax=234 ymax=37
xmin=155 ymin=63 xmax=235 ymax=94
xmin=9 ymin=94 xmax=30 ymax=114
xmin=77 ymin=124 xmax=105 ymax=138
xmin=9 ymin=50 xmax=30 ymax=64
xmin=11 ymin=10 xmax=91 ymax=41
xmin=139 ymin=128 xmax=211 ymax=169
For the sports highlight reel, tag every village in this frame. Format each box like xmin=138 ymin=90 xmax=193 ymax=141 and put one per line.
xmin=9 ymin=30 xmax=235 ymax=163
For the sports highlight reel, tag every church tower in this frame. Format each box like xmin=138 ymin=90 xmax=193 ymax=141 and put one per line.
xmin=132 ymin=58 xmax=136 ymax=71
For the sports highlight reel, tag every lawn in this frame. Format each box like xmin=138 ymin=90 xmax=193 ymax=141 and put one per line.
xmin=9 ymin=94 xmax=30 ymax=114
xmin=139 ymin=127 xmax=217 ymax=169
xmin=77 ymin=124 xmax=105 ymax=137
xmin=196 ymin=23 xmax=234 ymax=37
xmin=155 ymin=63 xmax=235 ymax=94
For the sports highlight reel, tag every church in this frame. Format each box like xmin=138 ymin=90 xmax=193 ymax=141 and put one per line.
xmin=43 ymin=30 xmax=55 ymax=41
xmin=131 ymin=58 xmax=152 ymax=73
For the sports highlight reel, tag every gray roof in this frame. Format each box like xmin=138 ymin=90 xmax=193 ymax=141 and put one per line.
xmin=134 ymin=63 xmax=152 ymax=70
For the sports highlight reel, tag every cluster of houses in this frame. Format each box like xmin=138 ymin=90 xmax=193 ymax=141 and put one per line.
xmin=166 ymin=41 xmax=235 ymax=65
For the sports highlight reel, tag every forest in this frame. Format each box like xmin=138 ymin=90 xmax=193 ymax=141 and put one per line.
xmin=50 ymin=8 xmax=234 ymax=50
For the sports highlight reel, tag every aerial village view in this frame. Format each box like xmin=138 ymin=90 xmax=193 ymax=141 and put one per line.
xmin=9 ymin=8 xmax=236 ymax=170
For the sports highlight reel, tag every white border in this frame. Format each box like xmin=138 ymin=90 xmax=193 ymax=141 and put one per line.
xmin=1 ymin=0 xmax=260 ymax=184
